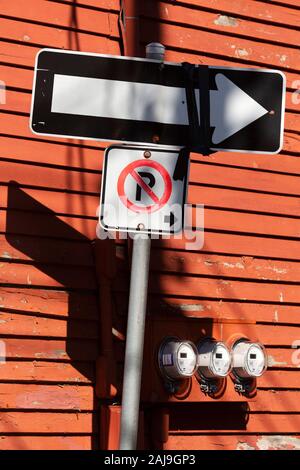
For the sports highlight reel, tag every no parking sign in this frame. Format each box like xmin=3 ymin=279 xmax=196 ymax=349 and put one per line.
xmin=99 ymin=146 xmax=189 ymax=234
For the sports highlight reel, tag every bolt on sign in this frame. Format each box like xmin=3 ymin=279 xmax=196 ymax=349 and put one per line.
xmin=31 ymin=49 xmax=286 ymax=154
xmin=99 ymin=146 xmax=189 ymax=235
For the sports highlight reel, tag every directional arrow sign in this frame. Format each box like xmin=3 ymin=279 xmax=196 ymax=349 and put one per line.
xmin=31 ymin=49 xmax=285 ymax=154
xmin=210 ymin=74 xmax=269 ymax=145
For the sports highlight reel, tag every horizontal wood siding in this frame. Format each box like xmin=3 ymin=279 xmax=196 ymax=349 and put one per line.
xmin=1 ymin=0 xmax=300 ymax=451
xmin=0 ymin=0 xmax=121 ymax=450
xmin=133 ymin=0 xmax=300 ymax=450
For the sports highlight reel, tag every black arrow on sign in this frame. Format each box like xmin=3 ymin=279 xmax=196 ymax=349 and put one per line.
xmin=164 ymin=212 xmax=177 ymax=227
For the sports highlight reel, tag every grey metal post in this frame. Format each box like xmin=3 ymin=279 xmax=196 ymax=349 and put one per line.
xmin=119 ymin=43 xmax=165 ymax=451
xmin=119 ymin=234 xmax=151 ymax=450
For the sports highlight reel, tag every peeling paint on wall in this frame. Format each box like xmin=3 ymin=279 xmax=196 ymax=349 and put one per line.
xmin=235 ymin=48 xmax=249 ymax=57
xmin=256 ymin=265 xmax=287 ymax=274
xmin=236 ymin=441 xmax=255 ymax=450
xmin=204 ymin=260 xmax=215 ymax=266
xmin=237 ymin=436 xmax=300 ymax=450
xmin=257 ymin=436 xmax=300 ymax=450
xmin=174 ymin=304 xmax=206 ymax=312
xmin=214 ymin=15 xmax=238 ymax=27
xmin=222 ymin=262 xmax=245 ymax=269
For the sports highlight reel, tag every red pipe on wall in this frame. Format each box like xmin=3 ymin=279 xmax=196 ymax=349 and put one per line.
xmin=94 ymin=238 xmax=118 ymax=399
xmin=119 ymin=0 xmax=141 ymax=57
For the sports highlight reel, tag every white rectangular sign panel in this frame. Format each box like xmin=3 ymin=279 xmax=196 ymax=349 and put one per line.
xmin=31 ymin=49 xmax=285 ymax=154
xmin=99 ymin=146 xmax=189 ymax=235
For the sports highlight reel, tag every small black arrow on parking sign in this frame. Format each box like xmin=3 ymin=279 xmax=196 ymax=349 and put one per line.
xmin=164 ymin=212 xmax=177 ymax=227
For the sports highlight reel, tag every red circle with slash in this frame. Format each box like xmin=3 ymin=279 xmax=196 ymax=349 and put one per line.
xmin=117 ymin=159 xmax=172 ymax=213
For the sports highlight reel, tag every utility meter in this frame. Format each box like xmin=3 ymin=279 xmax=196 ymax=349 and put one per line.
xmin=197 ymin=339 xmax=232 ymax=379
xmin=158 ymin=337 xmax=198 ymax=381
xmin=231 ymin=340 xmax=267 ymax=378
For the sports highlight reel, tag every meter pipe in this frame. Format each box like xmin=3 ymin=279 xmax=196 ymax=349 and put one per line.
xmin=119 ymin=39 xmax=165 ymax=450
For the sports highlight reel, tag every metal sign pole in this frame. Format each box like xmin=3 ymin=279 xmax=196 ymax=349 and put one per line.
xmin=119 ymin=43 xmax=165 ymax=451
xmin=119 ymin=234 xmax=151 ymax=450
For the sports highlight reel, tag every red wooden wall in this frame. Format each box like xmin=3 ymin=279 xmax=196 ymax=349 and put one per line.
xmin=1 ymin=0 xmax=300 ymax=450
xmin=0 ymin=0 xmax=121 ymax=450
xmin=135 ymin=0 xmax=300 ymax=451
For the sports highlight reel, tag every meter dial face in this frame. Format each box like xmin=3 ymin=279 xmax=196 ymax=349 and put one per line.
xmin=246 ymin=344 xmax=266 ymax=377
xmin=212 ymin=343 xmax=231 ymax=377
xmin=177 ymin=343 xmax=197 ymax=376
xmin=159 ymin=338 xmax=197 ymax=380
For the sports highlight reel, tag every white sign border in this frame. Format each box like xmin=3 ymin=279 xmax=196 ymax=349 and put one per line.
xmin=99 ymin=145 xmax=189 ymax=235
xmin=30 ymin=48 xmax=286 ymax=155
